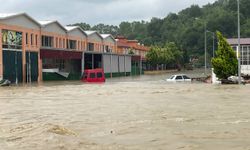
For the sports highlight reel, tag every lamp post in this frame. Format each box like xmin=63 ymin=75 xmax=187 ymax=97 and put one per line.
xmin=237 ymin=0 xmax=241 ymax=84
xmin=206 ymin=30 xmax=215 ymax=58
xmin=205 ymin=23 xmax=207 ymax=75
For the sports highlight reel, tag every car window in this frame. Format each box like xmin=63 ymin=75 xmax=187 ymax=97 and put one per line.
xmin=90 ymin=73 xmax=96 ymax=79
xmin=97 ymin=72 xmax=103 ymax=78
xmin=176 ymin=76 xmax=183 ymax=80
xmin=183 ymin=75 xmax=190 ymax=79
xmin=170 ymin=76 xmax=175 ymax=79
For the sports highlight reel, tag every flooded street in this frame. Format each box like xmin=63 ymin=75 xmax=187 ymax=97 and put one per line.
xmin=0 ymin=72 xmax=250 ymax=150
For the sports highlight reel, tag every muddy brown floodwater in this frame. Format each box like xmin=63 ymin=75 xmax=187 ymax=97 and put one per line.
xmin=0 ymin=73 xmax=250 ymax=150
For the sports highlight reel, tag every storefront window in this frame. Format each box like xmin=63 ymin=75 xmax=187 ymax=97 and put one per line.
xmin=2 ymin=30 xmax=22 ymax=49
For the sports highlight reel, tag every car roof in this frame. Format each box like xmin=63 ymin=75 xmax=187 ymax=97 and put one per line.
xmin=172 ymin=74 xmax=188 ymax=76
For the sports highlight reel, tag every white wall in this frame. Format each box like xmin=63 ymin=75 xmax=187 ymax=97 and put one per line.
xmin=119 ymin=56 xmax=125 ymax=72
xmin=68 ymin=29 xmax=86 ymax=39
xmin=42 ymin=23 xmax=66 ymax=35
xmin=0 ymin=15 xmax=40 ymax=30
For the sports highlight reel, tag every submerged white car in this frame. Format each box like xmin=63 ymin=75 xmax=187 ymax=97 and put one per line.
xmin=166 ymin=74 xmax=192 ymax=82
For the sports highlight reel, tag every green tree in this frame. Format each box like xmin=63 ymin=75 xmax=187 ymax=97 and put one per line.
xmin=146 ymin=46 xmax=161 ymax=68
xmin=128 ymin=49 xmax=135 ymax=55
xmin=211 ymin=31 xmax=238 ymax=79
xmin=92 ymin=24 xmax=119 ymax=35
xmin=69 ymin=22 xmax=91 ymax=30
xmin=146 ymin=42 xmax=182 ymax=70
xmin=165 ymin=42 xmax=183 ymax=65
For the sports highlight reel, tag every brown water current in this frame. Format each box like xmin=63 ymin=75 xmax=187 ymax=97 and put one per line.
xmin=0 ymin=74 xmax=250 ymax=150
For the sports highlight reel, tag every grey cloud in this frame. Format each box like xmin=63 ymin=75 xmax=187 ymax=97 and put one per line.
xmin=0 ymin=0 xmax=216 ymax=25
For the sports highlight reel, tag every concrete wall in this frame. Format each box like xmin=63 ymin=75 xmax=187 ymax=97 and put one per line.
xmin=104 ymin=37 xmax=115 ymax=45
xmin=0 ymin=15 xmax=40 ymax=30
xmin=241 ymin=65 xmax=250 ymax=75
xmin=68 ymin=29 xmax=87 ymax=39
xmin=88 ymin=33 xmax=102 ymax=43
xmin=42 ymin=22 xmax=66 ymax=35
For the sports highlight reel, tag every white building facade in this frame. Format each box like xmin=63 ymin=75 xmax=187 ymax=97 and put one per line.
xmin=227 ymin=38 xmax=250 ymax=76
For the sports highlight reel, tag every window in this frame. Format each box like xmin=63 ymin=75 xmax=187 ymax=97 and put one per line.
xmin=59 ymin=38 xmax=62 ymax=48
xmin=87 ymin=43 xmax=94 ymax=51
xmin=35 ymin=35 xmax=38 ymax=46
xmin=90 ymin=73 xmax=96 ymax=79
xmin=63 ymin=39 xmax=65 ymax=48
xmin=55 ymin=59 xmax=65 ymax=70
xmin=42 ymin=36 xmax=53 ymax=47
xmin=67 ymin=40 xmax=77 ymax=49
xmin=170 ymin=76 xmax=175 ymax=79
xmin=26 ymin=33 xmax=28 ymax=45
xmin=97 ymin=72 xmax=103 ymax=78
xmin=55 ymin=37 xmax=58 ymax=48
xmin=104 ymin=45 xmax=111 ymax=53
xmin=183 ymin=75 xmax=190 ymax=79
xmin=176 ymin=76 xmax=183 ymax=80
xmin=2 ymin=30 xmax=22 ymax=49
xmin=31 ymin=34 xmax=33 ymax=45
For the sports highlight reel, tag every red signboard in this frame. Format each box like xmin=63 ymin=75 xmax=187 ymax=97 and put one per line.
xmin=40 ymin=49 xmax=82 ymax=59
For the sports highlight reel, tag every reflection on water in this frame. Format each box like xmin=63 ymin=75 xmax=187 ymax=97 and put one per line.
xmin=0 ymin=70 xmax=250 ymax=150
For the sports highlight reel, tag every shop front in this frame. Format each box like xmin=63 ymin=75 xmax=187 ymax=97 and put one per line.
xmin=41 ymin=49 xmax=82 ymax=81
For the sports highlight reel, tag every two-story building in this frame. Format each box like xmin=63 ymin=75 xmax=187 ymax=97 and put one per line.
xmin=227 ymin=38 xmax=250 ymax=76
xmin=116 ymin=36 xmax=149 ymax=75
xmin=1 ymin=13 xmax=149 ymax=83
xmin=0 ymin=13 xmax=41 ymax=83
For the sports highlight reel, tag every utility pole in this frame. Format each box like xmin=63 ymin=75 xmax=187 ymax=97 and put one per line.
xmin=205 ymin=22 xmax=207 ymax=75
xmin=212 ymin=32 xmax=215 ymax=58
xmin=238 ymin=0 xmax=241 ymax=84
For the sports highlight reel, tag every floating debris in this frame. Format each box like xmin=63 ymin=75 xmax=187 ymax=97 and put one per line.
xmin=47 ymin=125 xmax=77 ymax=136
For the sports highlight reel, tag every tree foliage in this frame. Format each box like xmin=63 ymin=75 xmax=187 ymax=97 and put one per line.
xmin=146 ymin=42 xmax=183 ymax=69
xmin=70 ymin=0 xmax=250 ymax=64
xmin=211 ymin=31 xmax=238 ymax=79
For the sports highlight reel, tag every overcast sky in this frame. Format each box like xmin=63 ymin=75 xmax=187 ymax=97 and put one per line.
xmin=0 ymin=0 xmax=216 ymax=26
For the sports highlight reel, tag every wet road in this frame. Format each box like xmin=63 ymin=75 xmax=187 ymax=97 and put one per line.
xmin=0 ymin=72 xmax=250 ymax=150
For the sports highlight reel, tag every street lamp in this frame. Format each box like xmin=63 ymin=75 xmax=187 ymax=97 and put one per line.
xmin=237 ymin=0 xmax=241 ymax=84
xmin=195 ymin=17 xmax=208 ymax=75
xmin=206 ymin=30 xmax=215 ymax=58
xmin=205 ymin=22 xmax=207 ymax=75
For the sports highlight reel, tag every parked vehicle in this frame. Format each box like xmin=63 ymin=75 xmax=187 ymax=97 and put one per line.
xmin=81 ymin=69 xmax=105 ymax=83
xmin=221 ymin=76 xmax=246 ymax=84
xmin=166 ymin=74 xmax=192 ymax=82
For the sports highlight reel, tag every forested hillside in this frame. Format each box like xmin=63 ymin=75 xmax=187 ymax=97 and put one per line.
xmin=70 ymin=0 xmax=250 ymax=63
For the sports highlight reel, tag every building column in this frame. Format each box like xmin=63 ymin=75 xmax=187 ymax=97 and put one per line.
xmin=38 ymin=52 xmax=43 ymax=82
xmin=81 ymin=52 xmax=85 ymax=75
xmin=0 ymin=28 xmax=3 ymax=80
xmin=22 ymin=32 xmax=26 ymax=83
xmin=38 ymin=29 xmax=42 ymax=82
